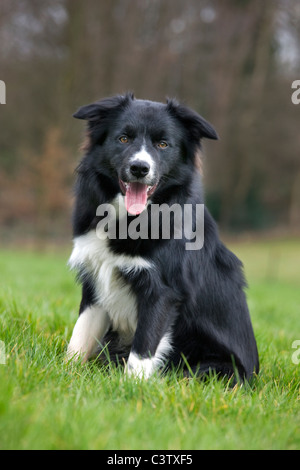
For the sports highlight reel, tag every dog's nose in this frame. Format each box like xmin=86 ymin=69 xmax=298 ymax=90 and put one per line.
xmin=130 ymin=161 xmax=150 ymax=178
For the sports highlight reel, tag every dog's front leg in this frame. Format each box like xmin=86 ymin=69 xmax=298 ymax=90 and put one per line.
xmin=67 ymin=305 xmax=110 ymax=363
xmin=125 ymin=295 xmax=174 ymax=379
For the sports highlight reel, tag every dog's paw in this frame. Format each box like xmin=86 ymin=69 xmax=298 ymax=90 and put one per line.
xmin=125 ymin=352 xmax=155 ymax=380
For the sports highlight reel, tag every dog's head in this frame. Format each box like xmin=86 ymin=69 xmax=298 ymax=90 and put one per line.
xmin=74 ymin=93 xmax=218 ymax=215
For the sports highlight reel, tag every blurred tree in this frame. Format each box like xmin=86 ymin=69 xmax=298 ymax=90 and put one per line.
xmin=32 ymin=127 xmax=72 ymax=237
xmin=208 ymin=0 xmax=276 ymax=228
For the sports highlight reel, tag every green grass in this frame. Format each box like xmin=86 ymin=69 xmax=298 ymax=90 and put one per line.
xmin=0 ymin=239 xmax=299 ymax=450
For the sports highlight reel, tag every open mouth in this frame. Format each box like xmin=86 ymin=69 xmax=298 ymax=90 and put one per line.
xmin=119 ymin=180 xmax=157 ymax=215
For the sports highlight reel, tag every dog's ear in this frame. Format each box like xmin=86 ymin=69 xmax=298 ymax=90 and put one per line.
xmin=73 ymin=92 xmax=135 ymax=121
xmin=73 ymin=103 xmax=103 ymax=121
xmin=166 ymin=99 xmax=218 ymax=141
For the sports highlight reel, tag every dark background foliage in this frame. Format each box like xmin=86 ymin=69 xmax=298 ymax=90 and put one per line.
xmin=0 ymin=0 xmax=299 ymax=243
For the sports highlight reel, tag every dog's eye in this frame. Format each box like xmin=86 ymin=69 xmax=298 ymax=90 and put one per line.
xmin=119 ymin=135 xmax=129 ymax=144
xmin=157 ymin=141 xmax=168 ymax=149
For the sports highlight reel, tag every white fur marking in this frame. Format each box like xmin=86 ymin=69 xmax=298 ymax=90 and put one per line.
xmin=126 ymin=353 xmax=154 ymax=379
xmin=126 ymin=333 xmax=172 ymax=379
xmin=67 ymin=305 xmax=110 ymax=362
xmin=69 ymin=230 xmax=153 ymax=342
xmin=130 ymin=145 xmax=155 ymax=180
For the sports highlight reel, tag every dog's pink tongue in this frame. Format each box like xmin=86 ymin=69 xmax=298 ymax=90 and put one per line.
xmin=125 ymin=182 xmax=148 ymax=215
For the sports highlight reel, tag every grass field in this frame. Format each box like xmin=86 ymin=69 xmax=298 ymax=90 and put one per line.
xmin=0 ymin=238 xmax=299 ymax=450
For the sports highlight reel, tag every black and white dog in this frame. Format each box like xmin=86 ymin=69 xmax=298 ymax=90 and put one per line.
xmin=67 ymin=93 xmax=259 ymax=381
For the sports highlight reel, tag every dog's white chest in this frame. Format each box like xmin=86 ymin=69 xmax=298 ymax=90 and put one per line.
xmin=69 ymin=230 xmax=152 ymax=338
xmin=95 ymin=256 xmax=138 ymax=338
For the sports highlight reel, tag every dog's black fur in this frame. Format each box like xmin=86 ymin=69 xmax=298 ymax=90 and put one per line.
xmin=69 ymin=93 xmax=259 ymax=381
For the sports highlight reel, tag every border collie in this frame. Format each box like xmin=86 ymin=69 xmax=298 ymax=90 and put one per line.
xmin=67 ymin=93 xmax=259 ymax=381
